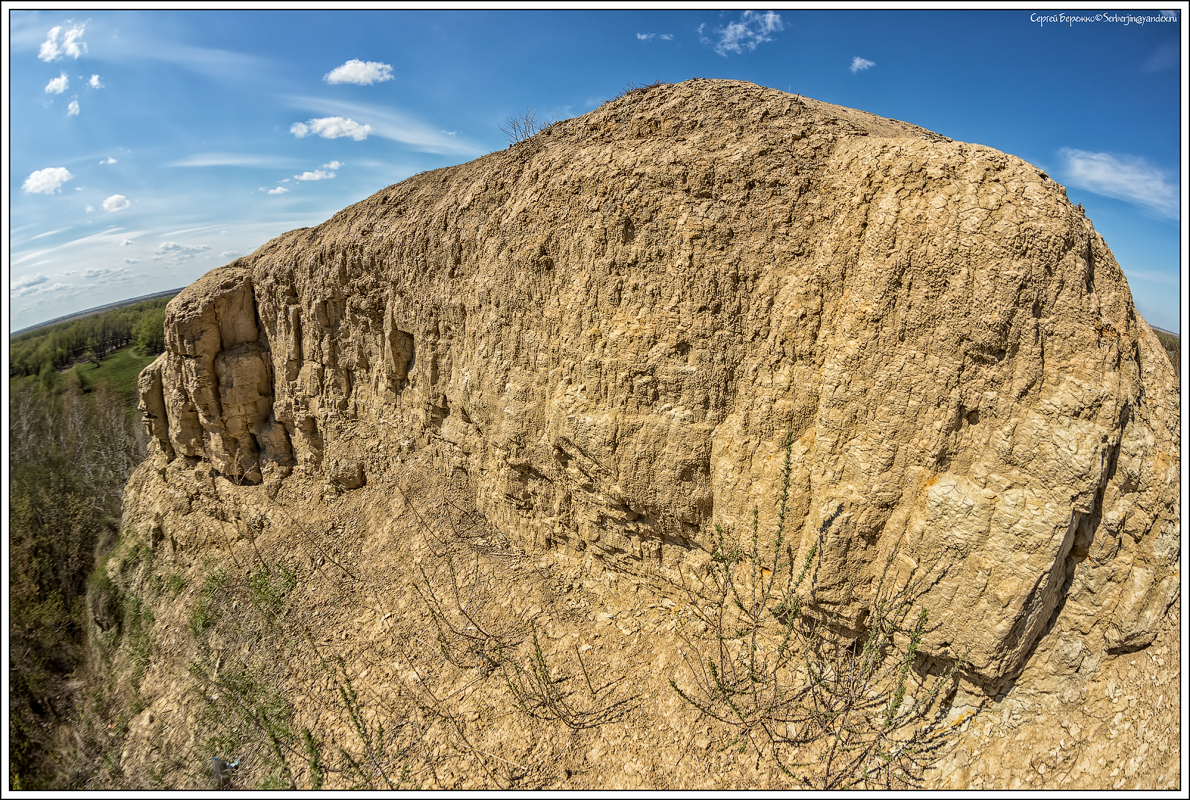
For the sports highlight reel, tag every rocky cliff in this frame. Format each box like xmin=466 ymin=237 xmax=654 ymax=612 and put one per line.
xmin=134 ymin=79 xmax=1178 ymax=695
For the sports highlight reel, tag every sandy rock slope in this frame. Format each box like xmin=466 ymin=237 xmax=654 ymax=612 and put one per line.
xmin=118 ymin=79 xmax=1178 ymax=789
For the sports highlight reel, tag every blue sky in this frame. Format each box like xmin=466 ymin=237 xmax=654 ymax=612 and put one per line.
xmin=6 ymin=7 xmax=1185 ymax=333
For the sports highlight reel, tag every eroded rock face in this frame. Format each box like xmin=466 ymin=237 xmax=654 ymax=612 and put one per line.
xmin=136 ymin=79 xmax=1179 ymax=691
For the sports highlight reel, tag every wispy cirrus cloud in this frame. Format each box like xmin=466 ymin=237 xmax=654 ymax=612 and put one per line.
xmin=1142 ymin=42 xmax=1178 ymax=73
xmin=97 ymin=32 xmax=274 ymax=86
xmin=1059 ymin=148 xmax=1179 ymax=219
xmin=850 ymin=56 xmax=875 ymax=73
xmin=636 ymin=33 xmax=673 ymax=41
xmin=168 ymin=153 xmax=303 ymax=168
xmin=699 ymin=11 xmax=784 ymax=56
xmin=1122 ymin=267 xmax=1179 ymax=287
xmin=325 ymin=59 xmax=393 ymax=85
xmin=159 ymin=226 xmax=223 ymax=239
xmin=39 ymin=21 xmax=87 ymax=61
xmin=10 ymin=224 xmax=213 ymax=270
xmin=286 ymin=96 xmax=482 ymax=155
xmin=30 ymin=227 xmax=74 ymax=241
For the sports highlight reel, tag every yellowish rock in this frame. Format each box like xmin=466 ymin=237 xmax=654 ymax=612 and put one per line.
xmin=134 ymin=79 xmax=1178 ymax=696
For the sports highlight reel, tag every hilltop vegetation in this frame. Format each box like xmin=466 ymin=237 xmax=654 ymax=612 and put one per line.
xmin=9 ymin=295 xmax=175 ymax=388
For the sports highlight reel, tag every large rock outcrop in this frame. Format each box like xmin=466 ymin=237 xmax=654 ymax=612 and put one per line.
xmin=135 ymin=79 xmax=1179 ymax=692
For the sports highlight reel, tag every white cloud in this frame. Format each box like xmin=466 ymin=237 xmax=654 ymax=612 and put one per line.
xmin=100 ymin=156 xmax=117 ymax=164
xmin=27 ymin=280 xmax=64 ymax=293
xmin=290 ymin=116 xmax=373 ymax=141
xmin=700 ymin=11 xmax=784 ymax=57
xmin=1060 ymin=148 xmax=1180 ymax=219
xmin=324 ymin=59 xmax=394 ymax=85
xmin=88 ymin=74 xmax=103 ymax=88
xmin=13 ymin=274 xmax=49 ymax=294
xmin=169 ymin=152 xmax=302 ymax=168
xmin=295 ymin=169 xmax=335 ymax=181
xmin=124 ymin=258 xmax=141 ymax=264
xmin=850 ymin=56 xmax=876 ymax=73
xmin=637 ymin=33 xmax=655 ymax=41
xmin=660 ymin=34 xmax=674 ymax=41
xmin=281 ymin=178 xmax=290 ymax=182
xmin=441 ymin=130 xmax=457 ymax=136
xmin=39 ymin=22 xmax=87 ymax=62
xmin=12 ymin=275 xmax=79 ymax=298
xmin=37 ymin=282 xmax=76 ymax=296
xmin=22 ymin=167 xmax=74 ymax=194
xmin=45 ymin=72 xmax=69 ymax=93
xmin=264 ymin=186 xmax=289 ymax=194
xmin=160 ymin=225 xmax=220 ymax=238
xmin=118 ymin=238 xmax=135 ymax=246
xmin=85 ymin=205 xmax=94 ymax=213
xmin=30 ymin=227 xmax=73 ymax=240
xmin=68 ymin=100 xmax=80 ymax=116
xmin=82 ymin=266 xmax=132 ymax=280
xmin=103 ymin=194 xmax=131 ymax=212
xmin=323 ymin=160 xmax=343 ymax=169
xmin=154 ymin=241 xmax=210 ymax=257
xmin=285 ymin=96 xmax=480 ymax=155
xmin=220 ymin=249 xmax=246 ymax=259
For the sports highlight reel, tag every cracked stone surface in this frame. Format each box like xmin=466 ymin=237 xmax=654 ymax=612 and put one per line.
xmin=125 ymin=79 xmax=1178 ymax=787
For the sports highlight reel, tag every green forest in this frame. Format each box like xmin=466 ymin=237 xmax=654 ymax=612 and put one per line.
xmin=9 ymin=296 xmax=174 ymax=790
xmin=10 ymin=297 xmax=170 ymax=388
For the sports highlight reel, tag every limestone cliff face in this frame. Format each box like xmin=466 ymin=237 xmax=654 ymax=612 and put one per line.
xmin=135 ymin=79 xmax=1179 ymax=690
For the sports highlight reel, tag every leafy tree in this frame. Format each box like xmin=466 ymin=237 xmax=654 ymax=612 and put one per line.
xmin=9 ymin=381 xmax=146 ymax=789
xmin=133 ymin=307 xmax=167 ymax=356
xmin=9 ymin=295 xmax=175 ymax=380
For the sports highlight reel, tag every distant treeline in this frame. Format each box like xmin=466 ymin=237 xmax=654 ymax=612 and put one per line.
xmin=9 ymin=295 xmax=177 ymax=382
xmin=1153 ymin=329 xmax=1180 ymax=379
